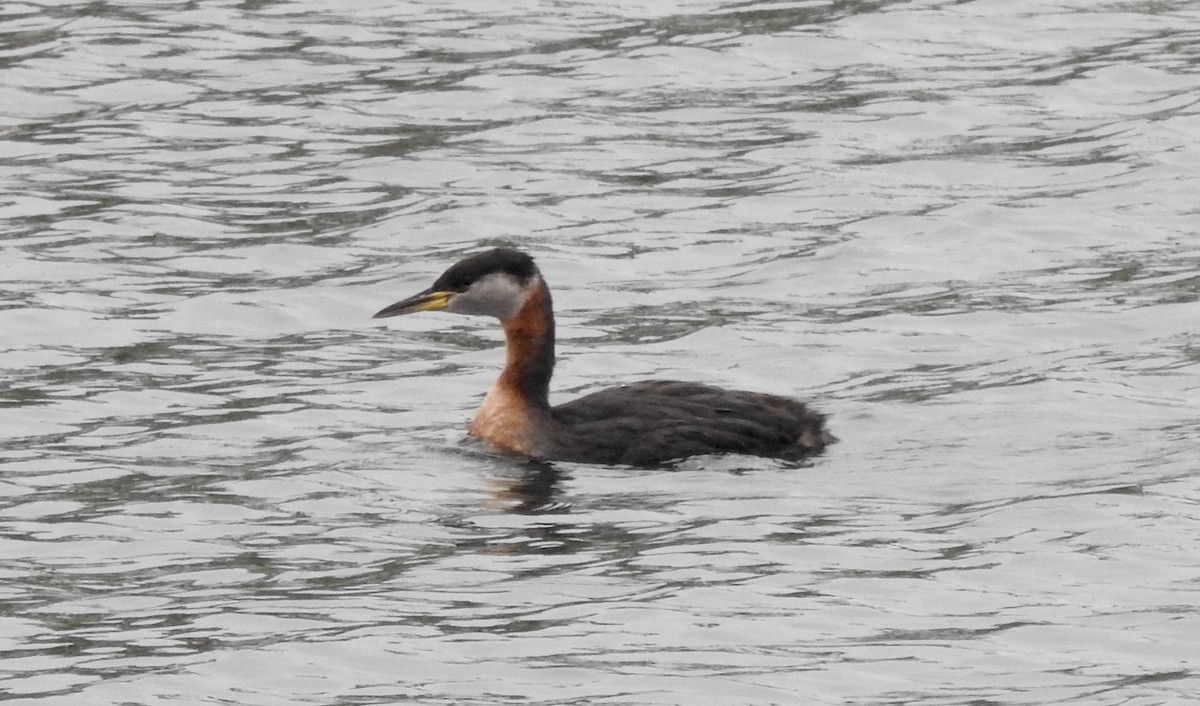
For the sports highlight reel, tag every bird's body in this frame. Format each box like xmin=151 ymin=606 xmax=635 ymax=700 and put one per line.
xmin=374 ymin=248 xmax=833 ymax=466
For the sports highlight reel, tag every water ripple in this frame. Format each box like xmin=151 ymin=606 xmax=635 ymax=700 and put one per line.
xmin=3 ymin=0 xmax=1200 ymax=704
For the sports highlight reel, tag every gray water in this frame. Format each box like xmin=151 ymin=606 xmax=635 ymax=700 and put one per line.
xmin=3 ymin=0 xmax=1199 ymax=704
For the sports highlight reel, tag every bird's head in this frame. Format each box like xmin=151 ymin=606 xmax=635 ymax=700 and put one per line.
xmin=373 ymin=248 xmax=542 ymax=322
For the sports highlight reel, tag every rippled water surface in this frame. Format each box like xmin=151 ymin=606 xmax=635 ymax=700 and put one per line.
xmin=3 ymin=0 xmax=1199 ymax=703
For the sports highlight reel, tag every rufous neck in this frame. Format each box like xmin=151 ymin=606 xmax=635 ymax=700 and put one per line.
xmin=497 ymin=276 xmax=555 ymax=408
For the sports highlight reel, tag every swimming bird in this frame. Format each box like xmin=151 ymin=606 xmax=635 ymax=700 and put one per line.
xmin=373 ymin=248 xmax=833 ymax=466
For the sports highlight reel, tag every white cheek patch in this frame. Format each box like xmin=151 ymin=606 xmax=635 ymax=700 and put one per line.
xmin=447 ymin=273 xmax=530 ymax=319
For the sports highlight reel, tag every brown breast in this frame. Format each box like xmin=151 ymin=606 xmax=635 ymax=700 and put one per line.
xmin=469 ymin=382 xmax=539 ymax=456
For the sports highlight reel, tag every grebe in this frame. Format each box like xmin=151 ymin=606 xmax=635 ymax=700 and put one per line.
xmin=373 ymin=248 xmax=833 ymax=466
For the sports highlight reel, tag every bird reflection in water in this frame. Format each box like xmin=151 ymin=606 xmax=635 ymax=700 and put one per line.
xmin=487 ymin=459 xmax=567 ymax=515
